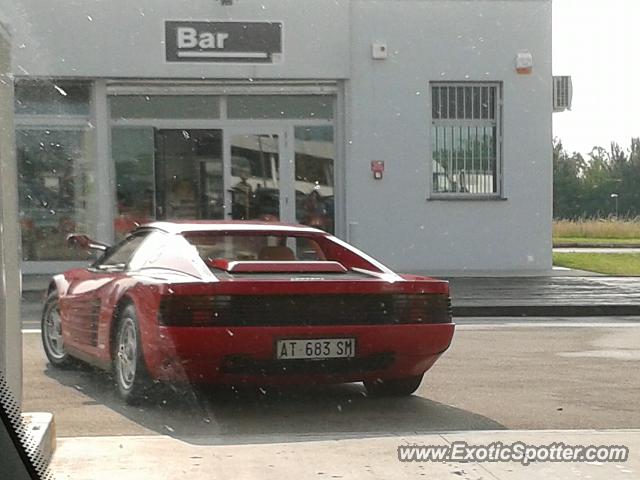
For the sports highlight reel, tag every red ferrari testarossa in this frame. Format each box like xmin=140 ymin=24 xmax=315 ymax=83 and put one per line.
xmin=42 ymin=221 xmax=454 ymax=402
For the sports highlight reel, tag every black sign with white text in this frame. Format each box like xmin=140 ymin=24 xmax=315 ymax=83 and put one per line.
xmin=165 ymin=21 xmax=282 ymax=63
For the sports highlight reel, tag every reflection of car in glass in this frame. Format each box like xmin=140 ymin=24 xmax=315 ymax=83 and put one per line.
xmin=42 ymin=221 xmax=454 ymax=403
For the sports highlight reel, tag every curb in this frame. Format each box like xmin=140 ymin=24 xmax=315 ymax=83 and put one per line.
xmin=22 ymin=290 xmax=640 ymax=318
xmin=453 ymin=305 xmax=640 ymax=317
xmin=553 ymin=243 xmax=640 ymax=248
xmin=22 ymin=412 xmax=56 ymax=467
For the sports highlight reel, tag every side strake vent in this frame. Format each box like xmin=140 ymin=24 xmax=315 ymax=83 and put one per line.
xmin=158 ymin=294 xmax=452 ymax=327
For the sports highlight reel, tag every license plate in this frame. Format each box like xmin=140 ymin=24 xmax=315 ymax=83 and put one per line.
xmin=276 ymin=338 xmax=356 ymax=360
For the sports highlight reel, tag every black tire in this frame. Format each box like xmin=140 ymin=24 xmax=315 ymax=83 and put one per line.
xmin=41 ymin=291 xmax=73 ymax=368
xmin=364 ymin=374 xmax=424 ymax=397
xmin=113 ymin=304 xmax=151 ymax=404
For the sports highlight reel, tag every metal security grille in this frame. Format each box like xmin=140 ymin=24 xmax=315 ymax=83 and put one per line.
xmin=431 ymin=83 xmax=501 ymax=195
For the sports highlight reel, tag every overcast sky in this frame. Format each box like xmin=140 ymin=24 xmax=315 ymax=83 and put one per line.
xmin=553 ymin=0 xmax=640 ymax=156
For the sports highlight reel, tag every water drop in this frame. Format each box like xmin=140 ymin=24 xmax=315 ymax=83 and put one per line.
xmin=53 ymin=85 xmax=68 ymax=96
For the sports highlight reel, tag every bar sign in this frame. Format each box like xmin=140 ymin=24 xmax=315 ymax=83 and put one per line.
xmin=165 ymin=21 xmax=283 ymax=63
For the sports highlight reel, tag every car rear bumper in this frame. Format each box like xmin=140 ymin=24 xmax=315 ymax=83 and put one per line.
xmin=144 ymin=323 xmax=455 ymax=385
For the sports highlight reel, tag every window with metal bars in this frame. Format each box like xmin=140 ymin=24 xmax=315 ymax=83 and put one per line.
xmin=430 ymin=83 xmax=501 ymax=196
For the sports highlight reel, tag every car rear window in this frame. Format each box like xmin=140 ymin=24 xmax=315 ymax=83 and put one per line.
xmin=182 ymin=233 xmax=327 ymax=262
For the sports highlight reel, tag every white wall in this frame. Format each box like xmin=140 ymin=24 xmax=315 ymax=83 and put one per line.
xmin=2 ymin=0 xmax=350 ymax=79
xmin=3 ymin=0 xmax=552 ymax=274
xmin=346 ymin=0 xmax=552 ymax=273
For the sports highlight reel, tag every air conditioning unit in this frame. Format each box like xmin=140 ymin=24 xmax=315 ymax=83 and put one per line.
xmin=553 ymin=75 xmax=572 ymax=112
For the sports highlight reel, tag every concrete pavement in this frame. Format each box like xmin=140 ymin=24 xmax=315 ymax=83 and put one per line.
xmin=22 ymin=321 xmax=640 ymax=479
xmin=18 ymin=271 xmax=640 ymax=478
xmin=50 ymin=429 xmax=639 ymax=480
xmin=23 ymin=323 xmax=640 ymax=433
xmin=446 ymin=276 xmax=640 ymax=316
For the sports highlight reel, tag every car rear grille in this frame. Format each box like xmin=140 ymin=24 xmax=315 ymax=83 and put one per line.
xmin=159 ymin=294 xmax=451 ymax=327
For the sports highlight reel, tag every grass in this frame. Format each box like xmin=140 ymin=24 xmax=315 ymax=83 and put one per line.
xmin=554 ymin=219 xmax=640 ymax=239
xmin=553 ymin=252 xmax=640 ymax=276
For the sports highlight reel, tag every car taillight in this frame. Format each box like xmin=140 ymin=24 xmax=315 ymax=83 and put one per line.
xmin=395 ymin=294 xmax=452 ymax=324
xmin=158 ymin=295 xmax=232 ymax=327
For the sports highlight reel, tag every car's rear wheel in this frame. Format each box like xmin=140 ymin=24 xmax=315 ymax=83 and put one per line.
xmin=41 ymin=291 xmax=72 ymax=368
xmin=364 ymin=374 xmax=424 ymax=397
xmin=113 ymin=304 xmax=150 ymax=404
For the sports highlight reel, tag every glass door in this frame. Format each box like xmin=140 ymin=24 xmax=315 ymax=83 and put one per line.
xmin=225 ymin=129 xmax=290 ymax=222
xmin=154 ymin=129 xmax=224 ymax=221
xmin=293 ymin=126 xmax=336 ymax=234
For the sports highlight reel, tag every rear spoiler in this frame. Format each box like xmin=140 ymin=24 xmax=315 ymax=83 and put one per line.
xmin=207 ymin=258 xmax=348 ymax=273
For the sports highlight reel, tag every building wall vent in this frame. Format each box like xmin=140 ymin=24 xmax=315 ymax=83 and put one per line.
xmin=553 ymin=75 xmax=572 ymax=112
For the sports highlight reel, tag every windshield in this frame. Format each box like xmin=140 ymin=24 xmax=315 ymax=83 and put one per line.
xmin=184 ymin=232 xmax=327 ymax=262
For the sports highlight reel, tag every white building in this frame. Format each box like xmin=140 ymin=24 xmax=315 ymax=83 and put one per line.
xmin=2 ymin=0 xmax=553 ymax=275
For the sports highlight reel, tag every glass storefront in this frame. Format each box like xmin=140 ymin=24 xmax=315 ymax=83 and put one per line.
xmin=294 ymin=126 xmax=335 ymax=233
xmin=155 ymin=129 xmax=224 ymax=221
xmin=109 ymin=92 xmax=337 ymax=233
xmin=15 ymin=81 xmax=95 ymax=262
xmin=111 ymin=128 xmax=155 ymax=238
xmin=15 ymin=82 xmax=340 ymax=269
xmin=227 ymin=95 xmax=333 ymax=119
xmin=230 ymin=133 xmax=280 ymax=221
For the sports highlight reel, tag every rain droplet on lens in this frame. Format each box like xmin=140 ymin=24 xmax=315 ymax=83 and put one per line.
xmin=53 ymin=85 xmax=68 ymax=96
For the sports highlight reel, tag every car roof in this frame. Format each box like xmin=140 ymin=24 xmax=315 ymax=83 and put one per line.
xmin=141 ymin=220 xmax=327 ymax=235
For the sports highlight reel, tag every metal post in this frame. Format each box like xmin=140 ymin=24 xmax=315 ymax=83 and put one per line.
xmin=92 ymin=80 xmax=115 ymax=245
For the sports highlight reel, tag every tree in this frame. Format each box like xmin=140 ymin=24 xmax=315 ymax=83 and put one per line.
xmin=553 ymin=137 xmax=640 ymax=219
xmin=553 ymin=138 xmax=585 ymax=218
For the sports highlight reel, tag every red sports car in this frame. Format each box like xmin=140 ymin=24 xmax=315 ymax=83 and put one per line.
xmin=42 ymin=221 xmax=454 ymax=403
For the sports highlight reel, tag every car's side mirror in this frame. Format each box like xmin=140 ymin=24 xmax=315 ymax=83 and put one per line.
xmin=66 ymin=234 xmax=109 ymax=252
